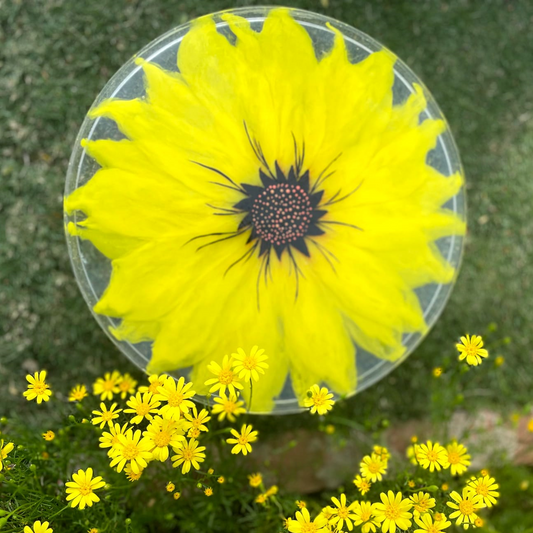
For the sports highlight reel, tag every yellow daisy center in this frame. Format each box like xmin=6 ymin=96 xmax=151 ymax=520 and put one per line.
xmin=181 ymin=448 xmax=194 ymax=461
xmin=101 ymin=411 xmax=114 ymax=421
xmin=242 ymin=357 xmax=257 ymax=370
xmin=78 ymin=481 xmax=93 ymax=496
xmin=312 ymin=394 xmax=327 ymax=407
xmin=153 ymin=431 xmax=171 ymax=447
xmin=367 ymin=460 xmax=381 ymax=474
xmin=123 ymin=443 xmax=140 ymax=460
xmin=148 ymin=381 xmax=162 ymax=394
xmin=384 ymin=503 xmax=400 ymax=520
xmin=475 ymin=483 xmax=489 ymax=496
xmin=426 ymin=525 xmax=439 ymax=533
xmin=426 ymin=450 xmax=438 ymax=462
xmin=414 ymin=500 xmax=428 ymax=512
xmin=447 ymin=451 xmax=460 ymax=464
xmin=301 ymin=523 xmax=318 ymax=533
xmin=360 ymin=509 xmax=371 ymax=521
xmin=223 ymin=401 xmax=237 ymax=413
xmin=33 ymin=382 xmax=47 ymax=395
xmin=466 ymin=344 xmax=479 ymax=356
xmin=458 ymin=499 xmax=474 ymax=515
xmin=135 ymin=403 xmax=151 ymax=416
xmin=120 ymin=381 xmax=132 ymax=391
xmin=337 ymin=507 xmax=349 ymax=519
xmin=238 ymin=435 xmax=250 ymax=445
xmin=168 ymin=392 xmax=184 ymax=407
xmin=218 ymin=369 xmax=235 ymax=385
xmin=102 ymin=380 xmax=115 ymax=391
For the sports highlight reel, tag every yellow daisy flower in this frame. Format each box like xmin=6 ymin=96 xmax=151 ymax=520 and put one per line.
xmin=304 ymin=384 xmax=335 ymax=415
xmin=99 ymin=422 xmax=129 ymax=457
xmin=143 ymin=415 xmax=186 ymax=462
xmin=414 ymin=513 xmax=451 ymax=533
xmin=183 ymin=405 xmax=212 ymax=434
xmin=65 ymin=8 xmax=464 ymax=413
xmin=416 ymin=441 xmax=448 ymax=472
xmin=211 ymin=391 xmax=246 ymax=422
xmin=124 ymin=391 xmax=160 ymax=424
xmin=171 ymin=438 xmax=206 ymax=474
xmin=173 ymin=491 xmax=181 ymax=500
xmin=69 ymin=384 xmax=88 ymax=402
xmin=124 ymin=463 xmax=143 ymax=482
xmin=138 ymin=373 xmax=169 ymax=394
xmin=352 ymin=501 xmax=380 ymax=533
xmin=23 ymin=371 xmax=52 ymax=404
xmin=409 ymin=492 xmax=435 ymax=516
xmin=217 ymin=476 xmax=225 ymax=484
xmin=166 ymin=481 xmax=175 ymax=492
xmin=248 ymin=472 xmax=263 ymax=488
xmin=373 ymin=491 xmax=413 ymax=533
xmin=91 ymin=402 xmax=122 ymax=429
xmin=474 ymin=517 xmax=484 ymax=528
xmin=288 ymin=507 xmax=328 ymax=533
xmin=155 ymin=377 xmax=195 ymax=420
xmin=88 ymin=529 xmax=99 ymax=533
xmin=296 ymin=500 xmax=307 ymax=509
xmin=65 ymin=467 xmax=106 ymax=509
xmin=204 ymin=487 xmax=213 ymax=496
xmin=445 ymin=441 xmax=470 ymax=476
xmin=0 ymin=440 xmax=14 ymax=472
xmin=456 ymin=335 xmax=488 ymax=366
xmin=373 ymin=445 xmax=391 ymax=462
xmin=188 ymin=427 xmax=200 ymax=439
xmin=204 ymin=354 xmax=244 ymax=396
xmin=110 ymin=428 xmax=153 ymax=473
xmin=42 ymin=431 xmax=55 ymax=441
xmin=466 ymin=475 xmax=500 ymax=507
xmin=93 ymin=371 xmax=121 ymax=401
xmin=432 ymin=367 xmax=443 ymax=378
xmin=353 ymin=474 xmax=372 ymax=495
xmin=256 ymin=493 xmax=268 ymax=504
xmin=231 ymin=346 xmax=269 ymax=383
xmin=24 ymin=521 xmax=53 ymax=533
xmin=446 ymin=488 xmax=484 ymax=529
xmin=265 ymin=485 xmax=278 ymax=496
xmin=360 ymin=453 xmax=387 ymax=482
xmin=406 ymin=444 xmax=419 ymax=465
xmin=117 ymin=373 xmax=138 ymax=399
xmin=226 ymin=423 xmax=258 ymax=455
xmin=330 ymin=493 xmax=358 ymax=531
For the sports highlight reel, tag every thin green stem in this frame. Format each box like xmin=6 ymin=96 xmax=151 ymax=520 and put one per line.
xmin=248 ymin=380 xmax=253 ymax=412
xmin=47 ymin=504 xmax=70 ymax=520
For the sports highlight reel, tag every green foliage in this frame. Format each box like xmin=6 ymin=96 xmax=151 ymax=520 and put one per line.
xmin=1 ymin=343 xmax=531 ymax=532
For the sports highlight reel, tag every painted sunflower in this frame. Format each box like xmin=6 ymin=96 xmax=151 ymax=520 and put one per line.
xmin=65 ymin=9 xmax=465 ymax=411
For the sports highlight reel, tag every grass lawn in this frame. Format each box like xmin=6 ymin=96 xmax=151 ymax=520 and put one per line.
xmin=1 ymin=0 xmax=532 ymax=431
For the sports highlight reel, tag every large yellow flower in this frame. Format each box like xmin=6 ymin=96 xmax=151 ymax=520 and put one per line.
xmin=65 ymin=8 xmax=464 ymax=411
